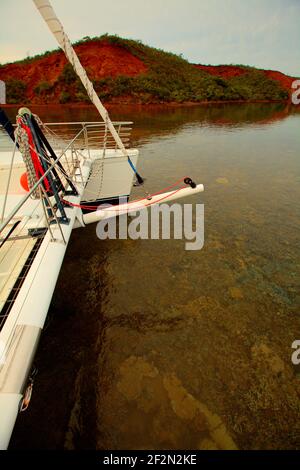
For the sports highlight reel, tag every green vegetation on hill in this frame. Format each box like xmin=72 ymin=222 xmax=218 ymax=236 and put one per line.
xmin=228 ymin=71 xmax=288 ymax=101
xmin=82 ymin=35 xmax=288 ymax=103
xmin=6 ymin=79 xmax=27 ymax=104
xmin=2 ymin=35 xmax=289 ymax=104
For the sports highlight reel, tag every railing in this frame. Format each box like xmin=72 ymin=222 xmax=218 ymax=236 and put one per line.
xmin=0 ymin=120 xmax=133 ymax=152
xmin=44 ymin=121 xmax=132 ymax=149
xmin=0 ymin=119 xmax=134 ymax=236
xmin=0 ymin=126 xmax=86 ymax=330
xmin=1 ymin=133 xmax=84 ymax=229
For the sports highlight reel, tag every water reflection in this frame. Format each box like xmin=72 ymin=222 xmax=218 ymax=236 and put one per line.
xmin=4 ymin=102 xmax=299 ymax=135
xmin=9 ymin=103 xmax=300 ymax=450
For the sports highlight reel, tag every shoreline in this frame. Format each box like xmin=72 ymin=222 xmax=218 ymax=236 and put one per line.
xmin=1 ymin=98 xmax=296 ymax=109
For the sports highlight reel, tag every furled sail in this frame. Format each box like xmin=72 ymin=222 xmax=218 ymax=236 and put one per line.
xmin=32 ymin=0 xmax=128 ymax=157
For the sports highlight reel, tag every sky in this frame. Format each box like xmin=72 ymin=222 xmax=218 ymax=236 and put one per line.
xmin=0 ymin=0 xmax=299 ymax=76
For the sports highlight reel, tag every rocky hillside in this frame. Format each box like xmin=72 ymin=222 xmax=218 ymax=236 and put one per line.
xmin=0 ymin=35 xmax=295 ymax=105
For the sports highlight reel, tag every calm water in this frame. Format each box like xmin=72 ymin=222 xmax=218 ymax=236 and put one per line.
xmin=6 ymin=103 xmax=300 ymax=450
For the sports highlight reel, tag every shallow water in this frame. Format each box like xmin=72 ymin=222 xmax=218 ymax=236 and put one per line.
xmin=6 ymin=103 xmax=300 ymax=450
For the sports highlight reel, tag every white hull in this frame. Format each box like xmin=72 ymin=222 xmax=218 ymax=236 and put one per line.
xmin=0 ymin=141 xmax=140 ymax=448
xmin=0 ymin=159 xmax=90 ymax=449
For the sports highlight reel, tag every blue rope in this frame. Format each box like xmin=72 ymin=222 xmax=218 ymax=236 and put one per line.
xmin=127 ymin=156 xmax=144 ymax=184
xmin=127 ymin=156 xmax=138 ymax=174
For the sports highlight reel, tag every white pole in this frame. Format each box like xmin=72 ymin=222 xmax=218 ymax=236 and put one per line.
xmin=32 ymin=0 xmax=128 ymax=157
xmin=81 ymin=184 xmax=204 ymax=225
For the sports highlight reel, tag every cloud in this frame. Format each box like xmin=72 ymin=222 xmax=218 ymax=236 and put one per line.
xmin=0 ymin=0 xmax=299 ymax=76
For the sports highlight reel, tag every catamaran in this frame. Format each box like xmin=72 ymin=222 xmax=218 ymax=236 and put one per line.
xmin=0 ymin=0 xmax=204 ymax=449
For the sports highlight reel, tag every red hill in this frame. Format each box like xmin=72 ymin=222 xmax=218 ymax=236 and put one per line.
xmin=0 ymin=36 xmax=295 ymax=105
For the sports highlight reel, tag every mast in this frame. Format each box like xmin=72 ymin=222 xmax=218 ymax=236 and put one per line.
xmin=32 ymin=0 xmax=128 ymax=157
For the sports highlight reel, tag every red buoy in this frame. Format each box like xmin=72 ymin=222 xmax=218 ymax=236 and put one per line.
xmin=20 ymin=172 xmax=29 ymax=192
